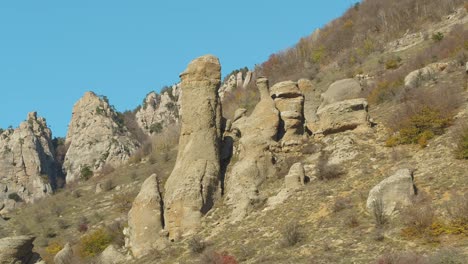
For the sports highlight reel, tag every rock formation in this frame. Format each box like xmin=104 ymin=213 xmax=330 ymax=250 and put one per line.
xmin=404 ymin=62 xmax=449 ymax=88
xmin=163 ymin=55 xmax=222 ymax=240
xmin=320 ymin=78 xmax=362 ymax=108
xmin=315 ymin=98 xmax=370 ymax=135
xmin=0 ymin=236 xmax=41 ymax=264
xmin=218 ymin=70 xmax=253 ymax=100
xmin=0 ymin=112 xmax=56 ymax=213
xmin=100 ymin=245 xmax=126 ymax=264
xmin=224 ymin=77 xmax=280 ymax=222
xmin=126 ymin=174 xmax=165 ymax=258
xmin=63 ymin=92 xmax=139 ymax=182
xmin=135 ymin=85 xmax=181 ymax=135
xmin=284 ymin=162 xmax=306 ymax=189
xmin=367 ymin=169 xmax=417 ymax=216
xmin=270 ymin=81 xmax=305 ymax=146
xmin=53 ymin=243 xmax=73 ymax=264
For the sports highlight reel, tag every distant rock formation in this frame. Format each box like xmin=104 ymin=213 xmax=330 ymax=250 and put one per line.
xmin=224 ymin=77 xmax=280 ymax=222
xmin=163 ymin=55 xmax=222 ymax=240
xmin=0 ymin=236 xmax=41 ymax=264
xmin=218 ymin=70 xmax=253 ymax=100
xmin=0 ymin=112 xmax=56 ymax=213
xmin=63 ymin=92 xmax=139 ymax=182
xmin=404 ymin=62 xmax=449 ymax=88
xmin=135 ymin=85 xmax=181 ymax=135
xmin=320 ymin=78 xmax=362 ymax=108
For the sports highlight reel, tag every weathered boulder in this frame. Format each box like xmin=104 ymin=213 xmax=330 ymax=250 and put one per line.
xmin=404 ymin=62 xmax=448 ymax=88
xmin=320 ymin=78 xmax=362 ymax=107
xmin=0 ymin=236 xmax=40 ymax=264
xmin=135 ymin=87 xmax=180 ymax=135
xmin=270 ymin=81 xmax=305 ymax=145
xmin=100 ymin=245 xmax=126 ymax=264
xmin=126 ymin=174 xmax=165 ymax=257
xmin=224 ymin=77 xmax=280 ymax=222
xmin=63 ymin=92 xmax=139 ymax=182
xmin=0 ymin=112 xmax=55 ymax=213
xmin=284 ymin=162 xmax=305 ymax=189
xmin=315 ymin=98 xmax=369 ymax=135
xmin=53 ymin=243 xmax=73 ymax=264
xmin=367 ymin=169 xmax=416 ymax=216
xmin=163 ymin=55 xmax=222 ymax=240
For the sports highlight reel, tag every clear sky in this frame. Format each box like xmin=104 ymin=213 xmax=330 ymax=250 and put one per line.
xmin=0 ymin=1 xmax=358 ymax=137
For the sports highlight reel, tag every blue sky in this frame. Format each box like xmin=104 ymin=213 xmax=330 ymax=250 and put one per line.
xmin=0 ymin=1 xmax=357 ymax=137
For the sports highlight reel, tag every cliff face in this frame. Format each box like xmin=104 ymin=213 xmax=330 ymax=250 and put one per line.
xmin=0 ymin=112 xmax=56 ymax=213
xmin=135 ymin=86 xmax=181 ymax=135
xmin=63 ymin=92 xmax=139 ymax=182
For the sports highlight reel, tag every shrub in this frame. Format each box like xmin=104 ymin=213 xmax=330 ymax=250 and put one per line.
xmin=102 ymin=179 xmax=114 ymax=192
xmin=80 ymin=165 xmax=93 ymax=181
xmin=431 ymin=32 xmax=444 ymax=42
xmin=445 ymin=193 xmax=468 ymax=225
xmin=386 ymin=106 xmax=451 ymax=147
xmin=8 ymin=192 xmax=22 ymax=202
xmin=372 ymin=198 xmax=387 ymax=227
xmin=281 ymin=222 xmax=303 ymax=247
xmin=112 ymin=191 xmax=136 ymax=213
xmin=201 ymin=251 xmax=238 ymax=264
xmin=332 ymin=197 xmax=351 ymax=213
xmin=77 ymin=216 xmax=89 ymax=233
xmin=188 ymin=235 xmax=206 ymax=254
xmin=400 ymin=195 xmax=436 ymax=238
xmin=149 ymin=122 xmax=163 ymax=134
xmin=385 ymin=57 xmax=401 ymax=70
xmin=57 ymin=219 xmax=69 ymax=230
xmin=78 ymin=228 xmax=113 ymax=257
xmin=454 ymin=127 xmax=468 ymax=159
xmin=374 ymin=251 xmax=427 ymax=264
xmin=45 ymin=241 xmax=63 ymax=255
xmin=317 ymin=152 xmax=344 ymax=180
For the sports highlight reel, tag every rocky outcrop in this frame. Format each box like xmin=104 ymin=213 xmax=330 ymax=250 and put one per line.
xmin=100 ymin=245 xmax=126 ymax=264
xmin=0 ymin=236 xmax=40 ymax=264
xmin=315 ymin=98 xmax=370 ymax=135
xmin=63 ymin=92 xmax=139 ymax=182
xmin=163 ymin=55 xmax=222 ymax=240
xmin=224 ymin=77 xmax=280 ymax=222
xmin=126 ymin=174 xmax=165 ymax=258
xmin=0 ymin=112 xmax=56 ymax=213
xmin=218 ymin=70 xmax=253 ymax=100
xmin=135 ymin=86 xmax=181 ymax=135
xmin=367 ymin=169 xmax=416 ymax=216
xmin=320 ymin=78 xmax=362 ymax=108
xmin=284 ymin=162 xmax=305 ymax=189
xmin=270 ymin=81 xmax=305 ymax=146
xmin=53 ymin=243 xmax=73 ymax=264
xmin=404 ymin=62 xmax=449 ymax=88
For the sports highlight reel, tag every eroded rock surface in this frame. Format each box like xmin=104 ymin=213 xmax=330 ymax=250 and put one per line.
xmin=126 ymin=174 xmax=165 ymax=258
xmin=0 ymin=236 xmax=40 ymax=264
xmin=163 ymin=55 xmax=222 ymax=240
xmin=367 ymin=169 xmax=417 ymax=216
xmin=0 ymin=112 xmax=56 ymax=213
xmin=135 ymin=86 xmax=180 ymax=135
xmin=320 ymin=78 xmax=362 ymax=108
xmin=53 ymin=243 xmax=73 ymax=264
xmin=224 ymin=77 xmax=280 ymax=222
xmin=63 ymin=92 xmax=139 ymax=182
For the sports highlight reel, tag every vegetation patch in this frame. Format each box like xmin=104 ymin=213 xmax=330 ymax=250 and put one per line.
xmin=78 ymin=228 xmax=113 ymax=257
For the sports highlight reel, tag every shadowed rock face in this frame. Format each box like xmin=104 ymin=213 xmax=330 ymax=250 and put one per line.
xmin=63 ymin=91 xmax=139 ymax=182
xmin=224 ymin=77 xmax=280 ymax=222
xmin=0 ymin=236 xmax=41 ymax=264
xmin=0 ymin=112 xmax=55 ymax=213
xmin=163 ymin=55 xmax=222 ymax=240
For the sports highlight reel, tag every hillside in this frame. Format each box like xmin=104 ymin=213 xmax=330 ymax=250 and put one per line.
xmin=0 ymin=1 xmax=467 ymax=264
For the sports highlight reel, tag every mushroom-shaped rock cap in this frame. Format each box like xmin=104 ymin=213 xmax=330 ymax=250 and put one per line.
xmin=180 ymin=55 xmax=221 ymax=83
xmin=270 ymin=81 xmax=302 ymax=98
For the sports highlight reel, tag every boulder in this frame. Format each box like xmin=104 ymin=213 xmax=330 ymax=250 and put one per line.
xmin=0 ymin=236 xmax=40 ymax=264
xmin=63 ymin=92 xmax=139 ymax=182
xmin=0 ymin=112 xmax=55 ymax=212
xmin=224 ymin=77 xmax=280 ymax=222
xmin=284 ymin=163 xmax=305 ymax=189
xmin=135 ymin=88 xmax=180 ymax=135
xmin=367 ymin=169 xmax=416 ymax=216
xmin=270 ymin=81 xmax=305 ymax=145
xmin=404 ymin=62 xmax=448 ymax=88
xmin=100 ymin=245 xmax=126 ymax=264
xmin=297 ymin=78 xmax=314 ymax=92
xmin=320 ymin=78 xmax=362 ymax=107
xmin=164 ymin=55 xmax=222 ymax=240
xmin=127 ymin=174 xmax=165 ymax=257
xmin=315 ymin=98 xmax=369 ymax=135
xmin=53 ymin=243 xmax=73 ymax=264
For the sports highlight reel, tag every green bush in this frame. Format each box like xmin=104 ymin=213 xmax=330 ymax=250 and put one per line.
xmin=386 ymin=106 xmax=451 ymax=147
xmin=454 ymin=127 xmax=468 ymax=159
xmin=432 ymin=32 xmax=444 ymax=42
xmin=80 ymin=165 xmax=94 ymax=181
xmin=8 ymin=192 xmax=23 ymax=202
xmin=78 ymin=228 xmax=112 ymax=257
xmin=149 ymin=122 xmax=163 ymax=134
